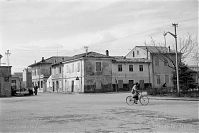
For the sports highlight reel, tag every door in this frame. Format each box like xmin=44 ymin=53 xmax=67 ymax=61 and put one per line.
xmin=71 ymin=80 xmax=74 ymax=92
xmin=56 ymin=81 xmax=59 ymax=92
xmin=118 ymin=80 xmax=123 ymax=89
xmin=129 ymin=80 xmax=134 ymax=90
xmin=53 ymin=82 xmax=55 ymax=92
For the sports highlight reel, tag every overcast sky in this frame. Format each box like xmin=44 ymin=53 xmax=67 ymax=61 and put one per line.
xmin=0 ymin=0 xmax=198 ymax=73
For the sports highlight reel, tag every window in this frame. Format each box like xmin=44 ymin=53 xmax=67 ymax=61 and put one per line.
xmin=72 ymin=63 xmax=74 ymax=73
xmin=139 ymin=65 xmax=143 ymax=71
xmin=66 ymin=65 xmax=69 ymax=73
xmin=157 ymin=75 xmax=161 ymax=85
xmin=164 ymin=59 xmax=168 ymax=66
xmin=77 ymin=62 xmax=80 ymax=72
xmin=139 ymin=80 xmax=144 ymax=89
xmin=59 ymin=66 xmax=61 ymax=74
xmin=129 ymin=80 xmax=134 ymax=88
xmin=96 ymin=62 xmax=102 ymax=72
xmin=11 ymin=80 xmax=16 ymax=83
xmin=133 ymin=51 xmax=135 ymax=57
xmin=165 ymin=75 xmax=169 ymax=84
xmin=129 ymin=65 xmax=133 ymax=72
xmin=118 ymin=64 xmax=122 ymax=71
xmin=155 ymin=57 xmax=159 ymax=66
xmin=137 ymin=50 xmax=139 ymax=55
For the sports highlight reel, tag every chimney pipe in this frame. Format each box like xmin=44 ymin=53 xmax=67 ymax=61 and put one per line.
xmin=106 ymin=50 xmax=109 ymax=56
xmin=42 ymin=57 xmax=45 ymax=62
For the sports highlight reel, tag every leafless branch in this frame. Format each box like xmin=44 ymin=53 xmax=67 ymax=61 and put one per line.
xmin=179 ymin=34 xmax=197 ymax=62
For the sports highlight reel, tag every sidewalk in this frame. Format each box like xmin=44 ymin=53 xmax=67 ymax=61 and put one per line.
xmin=149 ymin=96 xmax=199 ymax=101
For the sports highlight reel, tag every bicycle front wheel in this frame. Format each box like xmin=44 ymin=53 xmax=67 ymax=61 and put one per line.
xmin=126 ymin=96 xmax=135 ymax=106
xmin=139 ymin=96 xmax=149 ymax=105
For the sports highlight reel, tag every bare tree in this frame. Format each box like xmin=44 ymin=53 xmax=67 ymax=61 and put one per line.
xmin=149 ymin=36 xmax=177 ymax=70
xmin=149 ymin=35 xmax=198 ymax=70
xmin=179 ymin=34 xmax=198 ymax=62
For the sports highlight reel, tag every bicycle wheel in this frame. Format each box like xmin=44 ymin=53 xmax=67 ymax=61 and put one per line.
xmin=139 ymin=95 xmax=149 ymax=105
xmin=126 ymin=96 xmax=135 ymax=106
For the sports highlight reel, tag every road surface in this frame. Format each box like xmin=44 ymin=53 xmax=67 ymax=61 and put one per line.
xmin=0 ymin=93 xmax=198 ymax=133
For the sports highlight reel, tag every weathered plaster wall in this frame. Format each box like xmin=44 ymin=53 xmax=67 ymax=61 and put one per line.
xmin=63 ymin=59 xmax=84 ymax=93
xmin=152 ymin=54 xmax=175 ymax=88
xmin=84 ymin=58 xmax=112 ymax=92
xmin=112 ymin=63 xmax=150 ymax=84
xmin=0 ymin=66 xmax=11 ymax=97
xmin=126 ymin=47 xmax=150 ymax=59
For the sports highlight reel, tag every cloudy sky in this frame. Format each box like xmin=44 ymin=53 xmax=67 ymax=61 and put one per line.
xmin=0 ymin=0 xmax=198 ymax=73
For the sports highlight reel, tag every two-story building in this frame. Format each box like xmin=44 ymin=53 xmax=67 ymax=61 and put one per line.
xmin=51 ymin=50 xmax=153 ymax=93
xmin=111 ymin=56 xmax=151 ymax=91
xmin=126 ymin=46 xmax=181 ymax=88
xmin=29 ymin=56 xmax=69 ymax=92
xmin=51 ymin=51 xmax=113 ymax=93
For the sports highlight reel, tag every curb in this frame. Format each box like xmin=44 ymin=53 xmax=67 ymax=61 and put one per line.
xmin=149 ymin=97 xmax=199 ymax=101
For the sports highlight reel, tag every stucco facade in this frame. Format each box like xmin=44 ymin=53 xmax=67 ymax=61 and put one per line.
xmin=61 ymin=53 xmax=113 ymax=93
xmin=29 ymin=56 xmax=69 ymax=92
xmin=126 ymin=46 xmax=180 ymax=88
xmin=111 ymin=57 xmax=151 ymax=91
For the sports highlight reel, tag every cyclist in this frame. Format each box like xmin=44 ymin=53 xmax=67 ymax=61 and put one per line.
xmin=131 ymin=82 xmax=139 ymax=104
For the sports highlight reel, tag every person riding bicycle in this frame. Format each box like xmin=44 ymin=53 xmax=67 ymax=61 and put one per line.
xmin=131 ymin=82 xmax=139 ymax=104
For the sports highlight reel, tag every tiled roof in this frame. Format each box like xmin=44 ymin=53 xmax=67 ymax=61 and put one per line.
xmin=29 ymin=56 xmax=71 ymax=67
xmin=137 ymin=46 xmax=176 ymax=54
xmin=63 ymin=51 xmax=112 ymax=62
xmin=112 ymin=56 xmax=151 ymax=63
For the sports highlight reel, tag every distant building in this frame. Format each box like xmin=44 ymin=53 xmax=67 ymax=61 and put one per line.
xmin=11 ymin=73 xmax=23 ymax=94
xmin=126 ymin=46 xmax=182 ymax=88
xmin=22 ymin=68 xmax=32 ymax=89
xmin=29 ymin=56 xmax=70 ymax=92
xmin=0 ymin=66 xmax=12 ymax=97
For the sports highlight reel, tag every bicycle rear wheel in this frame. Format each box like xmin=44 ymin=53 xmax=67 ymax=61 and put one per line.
xmin=126 ymin=96 xmax=135 ymax=106
xmin=139 ymin=96 xmax=149 ymax=105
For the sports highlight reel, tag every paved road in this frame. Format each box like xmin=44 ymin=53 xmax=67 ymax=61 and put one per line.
xmin=0 ymin=93 xmax=198 ymax=133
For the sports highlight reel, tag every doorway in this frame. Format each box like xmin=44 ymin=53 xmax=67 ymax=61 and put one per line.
xmin=71 ymin=80 xmax=74 ymax=92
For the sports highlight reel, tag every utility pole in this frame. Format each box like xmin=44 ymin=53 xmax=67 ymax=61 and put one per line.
xmin=164 ymin=23 xmax=180 ymax=96
xmin=172 ymin=23 xmax=180 ymax=96
xmin=5 ymin=50 xmax=11 ymax=66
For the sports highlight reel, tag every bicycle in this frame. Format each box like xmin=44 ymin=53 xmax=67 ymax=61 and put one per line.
xmin=126 ymin=91 xmax=149 ymax=106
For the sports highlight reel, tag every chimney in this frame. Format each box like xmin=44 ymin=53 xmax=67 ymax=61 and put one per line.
xmin=106 ymin=50 xmax=109 ymax=56
xmin=168 ymin=46 xmax=170 ymax=52
xmin=41 ymin=57 xmax=45 ymax=62
xmin=0 ymin=54 xmax=2 ymax=66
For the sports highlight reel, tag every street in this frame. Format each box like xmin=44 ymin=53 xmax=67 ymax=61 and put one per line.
xmin=0 ymin=93 xmax=198 ymax=133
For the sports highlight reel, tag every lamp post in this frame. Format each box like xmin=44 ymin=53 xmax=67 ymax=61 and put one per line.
xmin=164 ymin=23 xmax=180 ymax=96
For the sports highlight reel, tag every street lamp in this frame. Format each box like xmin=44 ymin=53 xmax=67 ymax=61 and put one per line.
xmin=164 ymin=23 xmax=180 ymax=96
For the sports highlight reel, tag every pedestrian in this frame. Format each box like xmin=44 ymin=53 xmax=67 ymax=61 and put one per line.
xmin=34 ymin=85 xmax=38 ymax=95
